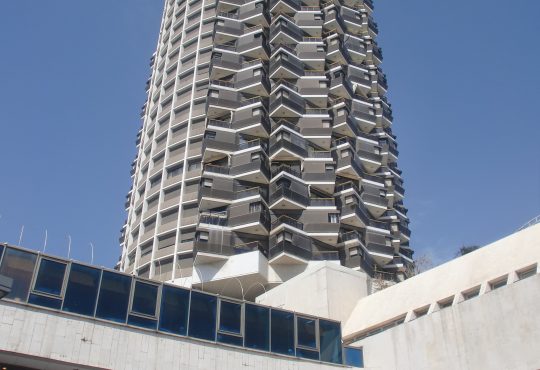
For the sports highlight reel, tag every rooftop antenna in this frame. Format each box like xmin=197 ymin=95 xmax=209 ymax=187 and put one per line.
xmin=67 ymin=235 xmax=72 ymax=259
xmin=18 ymin=225 xmax=24 ymax=246
xmin=43 ymin=229 xmax=48 ymax=253
xmin=89 ymin=242 xmax=94 ymax=265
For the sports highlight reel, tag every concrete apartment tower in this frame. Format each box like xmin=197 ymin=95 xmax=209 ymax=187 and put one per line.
xmin=118 ymin=0 xmax=412 ymax=299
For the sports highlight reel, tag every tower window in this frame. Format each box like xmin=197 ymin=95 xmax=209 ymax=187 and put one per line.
xmin=328 ymin=214 xmax=339 ymax=223
xmin=249 ymin=202 xmax=262 ymax=213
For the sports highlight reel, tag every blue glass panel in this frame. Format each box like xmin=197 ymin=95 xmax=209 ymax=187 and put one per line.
xmin=0 ymin=244 xmax=4 ymax=261
xmin=271 ymin=309 xmax=295 ymax=356
xmin=34 ymin=259 xmax=66 ymax=296
xmin=219 ymin=300 xmax=242 ymax=334
xmin=62 ymin=263 xmax=101 ymax=316
xmin=28 ymin=293 xmax=62 ymax=309
xmin=244 ymin=303 xmax=269 ymax=351
xmin=0 ymin=248 xmax=37 ymax=302
xmin=217 ymin=333 xmax=243 ymax=346
xmin=297 ymin=316 xmax=317 ymax=348
xmin=188 ymin=291 xmax=217 ymax=341
xmin=95 ymin=271 xmax=132 ymax=323
xmin=158 ymin=285 xmax=190 ymax=336
xmin=131 ymin=281 xmax=158 ymax=316
xmin=319 ymin=319 xmax=342 ymax=364
xmin=128 ymin=314 xmax=158 ymax=330
xmin=345 ymin=347 xmax=364 ymax=368
xmin=296 ymin=348 xmax=319 ymax=361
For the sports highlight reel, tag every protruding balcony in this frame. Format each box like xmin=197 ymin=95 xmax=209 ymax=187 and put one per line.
xmin=357 ymin=147 xmax=382 ymax=173
xmin=214 ymin=35 xmax=271 ymax=60
xmin=210 ymin=56 xmax=265 ymax=80
xmin=207 ymin=114 xmax=270 ymax=139
xmin=348 ymin=66 xmax=372 ymax=97
xmin=209 ymin=73 xmax=270 ymax=97
xmin=304 ymin=217 xmax=340 ymax=244
xmin=198 ymin=187 xmax=233 ymax=209
xmin=360 ymin=192 xmax=387 ymax=218
xmin=344 ymin=38 xmax=367 ymax=63
xmin=338 ymin=230 xmax=364 ymax=248
xmin=270 ymin=51 xmax=304 ymax=79
xmin=217 ymin=0 xmax=247 ymax=13
xmin=269 ymin=93 xmax=304 ymax=117
xmin=194 ymin=240 xmax=265 ymax=264
xmin=340 ymin=203 xmax=370 ymax=228
xmin=269 ymin=186 xmax=309 ymax=209
xmin=329 ymin=70 xmax=354 ymax=99
xmin=270 ymin=0 xmax=299 ymax=15
xmin=365 ymin=240 xmax=394 ymax=265
xmin=335 ymin=153 xmax=364 ymax=180
xmin=202 ymin=137 xmax=237 ymax=162
xmin=217 ymin=7 xmax=270 ymax=28
xmin=326 ymin=37 xmax=348 ymax=64
xmin=203 ymin=158 xmax=270 ymax=184
xmin=229 ymin=210 xmax=271 ymax=235
xmin=352 ymin=108 xmax=377 ymax=133
xmin=269 ymin=132 xmax=308 ymax=160
xmin=270 ymin=215 xmax=304 ymax=234
xmin=268 ymin=240 xmax=340 ymax=265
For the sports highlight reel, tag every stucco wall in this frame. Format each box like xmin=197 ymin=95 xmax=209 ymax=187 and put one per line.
xmin=257 ymin=262 xmax=369 ymax=324
xmin=0 ymin=302 xmax=351 ymax=370
xmin=355 ymin=273 xmax=540 ymax=370
xmin=344 ymin=224 xmax=540 ymax=339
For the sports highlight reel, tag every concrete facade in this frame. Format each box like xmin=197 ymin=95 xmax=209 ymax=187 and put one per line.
xmin=343 ymin=223 xmax=540 ymax=340
xmin=355 ymin=273 xmax=540 ymax=370
xmin=257 ymin=261 xmax=369 ymax=324
xmin=0 ymin=302 xmax=351 ymax=370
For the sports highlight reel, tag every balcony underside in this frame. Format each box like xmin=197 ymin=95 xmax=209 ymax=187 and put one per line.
xmin=230 ymin=221 xmax=269 ymax=235
xmin=203 ymin=148 xmax=229 ymax=162
xmin=336 ymin=165 xmax=362 ymax=180
xmin=269 ymin=197 xmax=307 ymax=210
xmin=269 ymin=252 xmax=308 ymax=265
xmin=341 ymin=213 xmax=368 ymax=228
xmin=233 ymin=169 xmax=270 ymax=184
xmin=269 ymin=147 xmax=304 ymax=161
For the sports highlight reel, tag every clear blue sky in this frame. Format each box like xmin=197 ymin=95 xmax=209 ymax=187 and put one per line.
xmin=0 ymin=1 xmax=538 ymax=267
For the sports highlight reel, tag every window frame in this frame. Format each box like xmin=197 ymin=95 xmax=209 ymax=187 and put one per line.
xmin=295 ymin=314 xmax=320 ymax=351
xmin=216 ymin=298 xmax=244 ymax=346
xmin=30 ymin=256 xmax=69 ymax=299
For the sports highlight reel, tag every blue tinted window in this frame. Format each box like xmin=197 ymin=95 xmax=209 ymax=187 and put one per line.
xmin=131 ymin=281 xmax=158 ymax=316
xmin=159 ymin=285 xmax=190 ymax=336
xmin=62 ymin=263 xmax=101 ymax=316
xmin=128 ymin=314 xmax=157 ymax=330
xmin=34 ymin=259 xmax=66 ymax=296
xmin=0 ymin=248 xmax=37 ymax=302
xmin=188 ymin=291 xmax=217 ymax=341
xmin=319 ymin=319 xmax=342 ymax=364
xmin=28 ymin=293 xmax=62 ymax=309
xmin=244 ymin=303 xmax=269 ymax=351
xmin=217 ymin=333 xmax=243 ymax=346
xmin=95 ymin=271 xmax=132 ymax=323
xmin=345 ymin=347 xmax=364 ymax=368
xmin=0 ymin=244 xmax=4 ymax=261
xmin=296 ymin=348 xmax=319 ymax=361
xmin=271 ymin=309 xmax=295 ymax=356
xmin=297 ymin=316 xmax=317 ymax=348
xmin=219 ymin=300 xmax=242 ymax=334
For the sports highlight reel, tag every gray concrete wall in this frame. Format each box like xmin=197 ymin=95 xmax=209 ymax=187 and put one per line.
xmin=355 ymin=273 xmax=540 ymax=370
xmin=0 ymin=302 xmax=350 ymax=370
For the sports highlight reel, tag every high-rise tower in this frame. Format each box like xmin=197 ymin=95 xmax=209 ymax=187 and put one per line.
xmin=119 ymin=0 xmax=412 ymax=299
